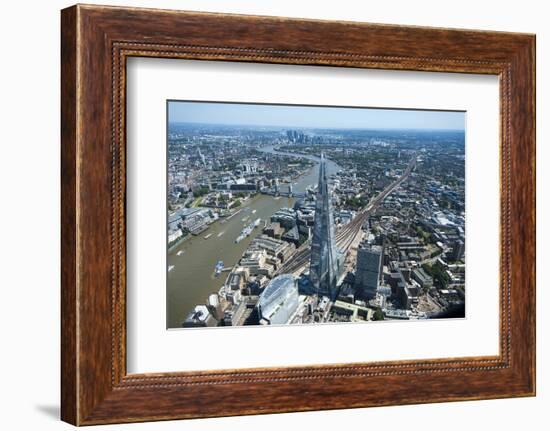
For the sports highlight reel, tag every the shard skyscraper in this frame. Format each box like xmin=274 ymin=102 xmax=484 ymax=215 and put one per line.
xmin=309 ymin=153 xmax=340 ymax=300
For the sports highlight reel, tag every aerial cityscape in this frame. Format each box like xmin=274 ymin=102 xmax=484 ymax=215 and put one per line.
xmin=167 ymin=101 xmax=466 ymax=329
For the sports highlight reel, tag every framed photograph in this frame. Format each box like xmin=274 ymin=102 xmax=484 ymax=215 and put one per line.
xmin=61 ymin=4 xmax=536 ymax=425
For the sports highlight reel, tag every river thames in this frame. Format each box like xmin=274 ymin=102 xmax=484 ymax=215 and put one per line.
xmin=167 ymin=146 xmax=340 ymax=328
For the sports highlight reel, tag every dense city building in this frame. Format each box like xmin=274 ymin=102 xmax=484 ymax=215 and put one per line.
xmin=257 ymin=275 xmax=300 ymax=325
xmin=167 ymin=119 xmax=466 ymax=328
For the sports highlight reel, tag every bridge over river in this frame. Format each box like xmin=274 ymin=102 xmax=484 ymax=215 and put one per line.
xmin=167 ymin=146 xmax=340 ymax=327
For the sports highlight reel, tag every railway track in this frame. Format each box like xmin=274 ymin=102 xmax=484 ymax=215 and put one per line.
xmin=276 ymin=156 xmax=416 ymax=276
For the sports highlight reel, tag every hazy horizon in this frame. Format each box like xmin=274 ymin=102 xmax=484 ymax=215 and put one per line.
xmin=168 ymin=101 xmax=465 ymax=131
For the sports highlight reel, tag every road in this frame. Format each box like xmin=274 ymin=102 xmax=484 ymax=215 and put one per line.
xmin=276 ymin=155 xmax=417 ymax=276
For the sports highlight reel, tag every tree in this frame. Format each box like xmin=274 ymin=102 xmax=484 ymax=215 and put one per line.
xmin=373 ymin=308 xmax=384 ymax=321
xmin=229 ymin=199 xmax=242 ymax=209
xmin=422 ymin=262 xmax=450 ymax=289
xmin=193 ymin=187 xmax=209 ymax=197
xmin=344 ymin=196 xmax=367 ymax=210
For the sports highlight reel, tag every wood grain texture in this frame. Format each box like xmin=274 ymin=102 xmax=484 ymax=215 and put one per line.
xmin=60 ymin=5 xmax=78 ymax=425
xmin=60 ymin=4 xmax=536 ymax=425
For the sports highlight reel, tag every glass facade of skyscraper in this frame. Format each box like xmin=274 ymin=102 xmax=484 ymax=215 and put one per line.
xmin=355 ymin=242 xmax=383 ymax=299
xmin=309 ymin=153 xmax=340 ymax=300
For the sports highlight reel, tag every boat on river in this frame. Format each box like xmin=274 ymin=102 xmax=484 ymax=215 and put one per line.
xmin=214 ymin=260 xmax=224 ymax=277
xmin=235 ymin=218 xmax=262 ymax=243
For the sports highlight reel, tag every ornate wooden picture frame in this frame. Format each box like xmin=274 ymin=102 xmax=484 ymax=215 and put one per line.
xmin=61 ymin=4 xmax=535 ymax=425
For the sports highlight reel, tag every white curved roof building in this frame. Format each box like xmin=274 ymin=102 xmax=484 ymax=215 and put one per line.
xmin=257 ymin=274 xmax=299 ymax=325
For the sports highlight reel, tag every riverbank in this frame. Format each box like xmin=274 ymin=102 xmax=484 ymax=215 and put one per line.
xmin=167 ymin=193 xmax=295 ymax=327
xmin=167 ymin=148 xmax=342 ymax=328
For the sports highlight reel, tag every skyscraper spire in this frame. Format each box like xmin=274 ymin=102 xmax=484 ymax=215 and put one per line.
xmin=309 ymin=153 xmax=339 ymax=300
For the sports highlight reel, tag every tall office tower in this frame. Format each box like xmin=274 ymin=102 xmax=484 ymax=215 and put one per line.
xmin=309 ymin=153 xmax=340 ymax=300
xmin=451 ymin=239 xmax=465 ymax=261
xmin=355 ymin=242 xmax=383 ymax=300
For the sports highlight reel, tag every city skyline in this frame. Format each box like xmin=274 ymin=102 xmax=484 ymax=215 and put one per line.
xmin=167 ymin=102 xmax=466 ymax=329
xmin=168 ymin=101 xmax=466 ymax=131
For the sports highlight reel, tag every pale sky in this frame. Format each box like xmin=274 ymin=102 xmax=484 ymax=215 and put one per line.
xmin=168 ymin=100 xmax=465 ymax=131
